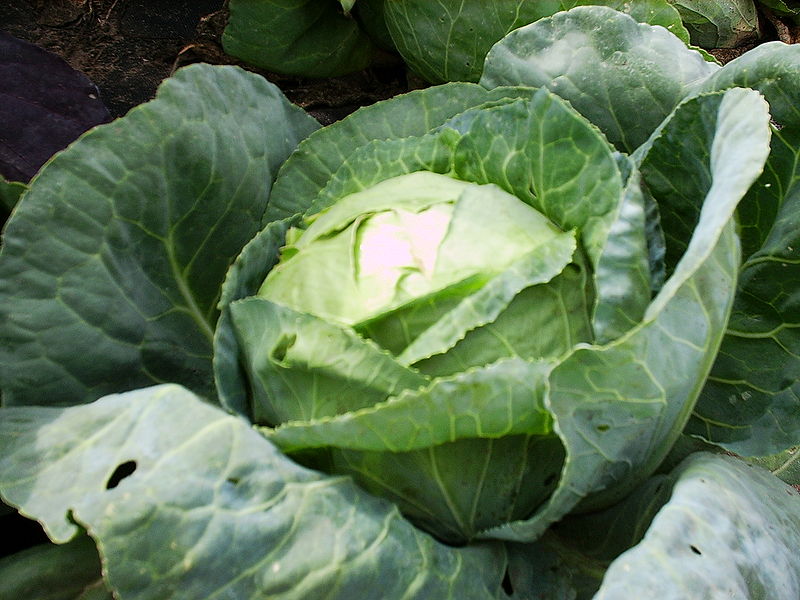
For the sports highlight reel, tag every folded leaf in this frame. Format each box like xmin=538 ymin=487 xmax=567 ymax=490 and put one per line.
xmin=481 ymin=87 xmax=770 ymax=543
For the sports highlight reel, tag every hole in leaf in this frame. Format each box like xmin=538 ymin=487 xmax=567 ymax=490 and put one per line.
xmin=501 ymin=569 xmax=514 ymax=595
xmin=227 ymin=477 xmax=240 ymax=486
xmin=106 ymin=460 xmax=137 ymax=489
xmin=596 ymin=424 xmax=610 ymax=432
xmin=690 ymin=545 xmax=702 ymax=556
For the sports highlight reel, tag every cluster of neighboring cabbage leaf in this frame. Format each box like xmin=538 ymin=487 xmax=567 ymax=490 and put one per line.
xmin=1 ymin=6 xmax=799 ymax=599
xmin=222 ymin=0 xmax=698 ymax=82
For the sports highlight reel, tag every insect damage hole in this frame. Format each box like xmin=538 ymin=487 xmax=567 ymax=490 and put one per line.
xmin=690 ymin=545 xmax=702 ymax=556
xmin=106 ymin=460 xmax=138 ymax=489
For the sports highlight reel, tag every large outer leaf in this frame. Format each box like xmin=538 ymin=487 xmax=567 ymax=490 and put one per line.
xmin=0 ymin=65 xmax=319 ymax=407
xmin=223 ymin=0 xmax=376 ymax=77
xmin=0 ymin=386 xmax=507 ymax=599
xmin=595 ymin=453 xmax=800 ymax=599
xmin=0 ymin=537 xmax=111 ymax=600
xmin=480 ymin=6 xmax=719 ymax=152
xmin=685 ymin=43 xmax=800 ymax=455
xmin=669 ymin=0 xmax=760 ymax=47
xmin=690 ymin=125 xmax=800 ymax=455
xmin=383 ymin=0 xmax=690 ymax=84
xmin=480 ymin=88 xmax=770 ymax=542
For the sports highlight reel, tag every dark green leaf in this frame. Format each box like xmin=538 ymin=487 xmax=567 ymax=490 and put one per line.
xmin=744 ymin=446 xmax=800 ymax=486
xmin=690 ymin=130 xmax=800 ymax=451
xmin=0 ymin=176 xmax=25 ymax=216
xmin=0 ymin=537 xmax=110 ymax=600
xmin=670 ymin=0 xmax=761 ymax=47
xmin=223 ymin=0 xmax=376 ymax=77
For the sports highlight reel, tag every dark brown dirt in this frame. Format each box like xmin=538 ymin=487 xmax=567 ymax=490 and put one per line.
xmin=0 ymin=0 xmax=412 ymax=123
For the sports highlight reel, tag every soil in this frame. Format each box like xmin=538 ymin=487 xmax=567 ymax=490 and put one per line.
xmin=0 ymin=0 xmax=412 ymax=124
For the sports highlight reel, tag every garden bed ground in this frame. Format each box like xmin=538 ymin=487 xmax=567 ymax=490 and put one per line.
xmin=0 ymin=0 xmax=412 ymax=124
xmin=4 ymin=1 xmax=789 ymax=125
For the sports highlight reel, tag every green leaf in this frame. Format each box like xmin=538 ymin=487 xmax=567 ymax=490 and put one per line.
xmin=760 ymin=0 xmax=800 ymax=20
xmin=265 ymin=358 xmax=562 ymax=544
xmin=223 ymin=0 xmax=376 ymax=77
xmin=0 ymin=176 xmax=25 ymax=216
xmin=744 ymin=446 xmax=800 ymax=486
xmin=503 ymin=472 xmax=677 ymax=598
xmin=685 ymin=45 xmax=800 ymax=454
xmin=402 ymin=232 xmax=584 ymax=373
xmin=0 ymin=65 xmax=319 ymax=407
xmin=0 ymin=386 xmax=507 ymax=599
xmin=687 ymin=128 xmax=800 ymax=456
xmin=265 ymin=83 xmax=529 ymax=222
xmin=0 ymin=537 xmax=111 ymax=600
xmin=266 ymin=358 xmax=554 ymax=452
xmin=451 ymin=89 xmax=650 ymax=341
xmin=689 ymin=126 xmax=800 ymax=456
xmin=306 ymin=130 xmax=460 ymax=216
xmin=480 ymin=6 xmax=719 ymax=152
xmin=229 ymin=298 xmax=429 ymax=424
xmin=697 ymin=41 xmax=800 ymax=127
xmin=382 ymin=0 xmax=689 ymax=83
xmin=213 ymin=217 xmax=300 ymax=418
xmin=595 ymin=453 xmax=800 ymax=599
xmin=329 ymin=433 xmax=565 ymax=545
xmin=504 ymin=535 xmax=607 ymax=600
xmin=669 ymin=0 xmax=761 ymax=47
xmin=480 ymin=87 xmax=770 ymax=543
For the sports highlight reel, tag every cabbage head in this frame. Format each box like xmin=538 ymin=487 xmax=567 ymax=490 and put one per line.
xmin=219 ymin=62 xmax=769 ymax=543
xmin=1 ymin=8 xmax=798 ymax=597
